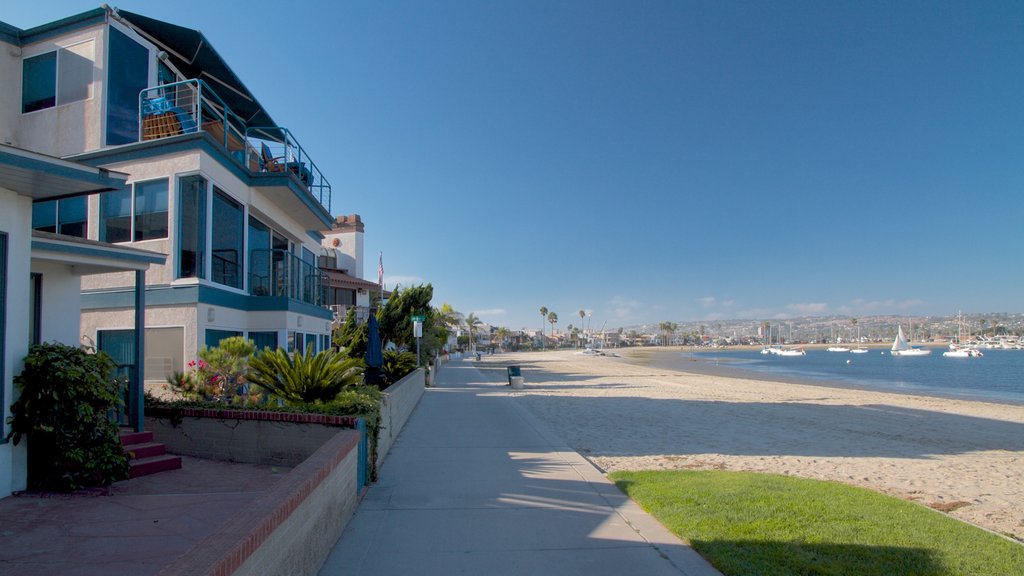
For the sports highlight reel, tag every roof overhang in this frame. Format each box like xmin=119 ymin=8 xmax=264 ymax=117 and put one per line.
xmin=323 ymin=269 xmax=382 ymax=292
xmin=32 ymin=231 xmax=166 ymax=276
xmin=0 ymin=144 xmax=129 ymax=201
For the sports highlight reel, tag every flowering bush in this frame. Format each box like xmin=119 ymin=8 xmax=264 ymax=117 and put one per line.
xmin=166 ymin=337 xmax=258 ymax=402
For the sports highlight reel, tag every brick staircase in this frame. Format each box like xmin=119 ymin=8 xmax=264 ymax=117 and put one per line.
xmin=119 ymin=430 xmax=182 ymax=478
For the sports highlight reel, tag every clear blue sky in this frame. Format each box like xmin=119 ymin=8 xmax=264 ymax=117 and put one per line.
xmin=7 ymin=1 xmax=1023 ymax=331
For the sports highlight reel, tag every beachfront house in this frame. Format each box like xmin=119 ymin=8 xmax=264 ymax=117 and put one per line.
xmin=1 ymin=6 xmax=341 ymax=401
xmin=0 ymin=144 xmax=166 ymax=498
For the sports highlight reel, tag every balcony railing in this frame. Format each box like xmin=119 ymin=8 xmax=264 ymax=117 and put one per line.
xmin=138 ymin=80 xmax=331 ymax=213
xmin=249 ymin=249 xmax=321 ymax=306
xmin=328 ymin=304 xmax=370 ymax=325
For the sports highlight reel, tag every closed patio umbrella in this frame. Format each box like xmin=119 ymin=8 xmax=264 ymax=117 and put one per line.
xmin=365 ymin=314 xmax=384 ymax=386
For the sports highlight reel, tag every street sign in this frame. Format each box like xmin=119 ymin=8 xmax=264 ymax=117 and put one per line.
xmin=410 ymin=315 xmax=426 ymax=322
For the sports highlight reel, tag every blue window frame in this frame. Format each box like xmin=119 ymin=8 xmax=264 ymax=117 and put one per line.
xmin=178 ymin=175 xmax=206 ymax=279
xmin=211 ymin=188 xmax=243 ymax=289
xmin=100 ymin=179 xmax=168 ymax=243
xmin=22 ymin=52 xmax=56 ymax=112
xmin=33 ymin=196 xmax=88 ymax=237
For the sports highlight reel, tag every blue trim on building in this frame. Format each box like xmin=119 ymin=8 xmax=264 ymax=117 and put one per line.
xmin=82 ymin=283 xmax=332 ymax=320
xmin=307 ymin=230 xmax=325 ymax=242
xmin=32 ymin=238 xmax=166 ymax=266
xmin=0 ymin=148 xmax=128 ymax=194
xmin=0 ymin=21 xmax=22 ymax=45
xmin=69 ymin=134 xmax=334 ymax=229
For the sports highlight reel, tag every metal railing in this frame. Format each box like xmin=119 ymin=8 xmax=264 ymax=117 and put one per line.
xmin=138 ymin=80 xmax=331 ymax=214
xmin=249 ymin=249 xmax=321 ymax=306
xmin=245 ymin=126 xmax=331 ymax=213
xmin=328 ymin=304 xmax=370 ymax=325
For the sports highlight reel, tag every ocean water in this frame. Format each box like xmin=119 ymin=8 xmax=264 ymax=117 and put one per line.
xmin=651 ymin=348 xmax=1024 ymax=404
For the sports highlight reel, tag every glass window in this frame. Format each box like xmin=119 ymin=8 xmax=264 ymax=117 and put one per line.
xmin=248 ymin=216 xmax=270 ymax=295
xmin=57 ymin=41 xmax=94 ymax=105
xmin=97 ymin=329 xmax=135 ymax=384
xmin=22 ymin=52 xmax=56 ymax=113
xmin=248 ymin=331 xmax=278 ymax=351
xmin=32 ymin=200 xmax=58 ymax=233
xmin=58 ymin=196 xmax=88 ymax=237
xmin=205 ymin=329 xmax=241 ymax=349
xmin=178 ymin=175 xmax=206 ymax=279
xmin=211 ymin=188 xmax=243 ymax=288
xmin=29 ymin=274 xmax=41 ymax=346
xmin=134 ymin=179 xmax=168 ymax=241
xmin=100 ymin=188 xmax=132 ymax=243
xmin=143 ymin=327 xmax=184 ymax=382
xmin=106 ymin=27 xmax=149 ymax=145
xmin=101 ymin=180 xmax=167 ymax=243
xmin=32 ymin=197 xmax=88 ymax=237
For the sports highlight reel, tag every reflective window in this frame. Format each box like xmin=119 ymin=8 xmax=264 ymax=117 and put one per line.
xmin=205 ymin=329 xmax=241 ymax=349
xmin=211 ymin=188 xmax=243 ymax=288
xmin=248 ymin=216 xmax=270 ymax=295
xmin=248 ymin=331 xmax=278 ymax=351
xmin=32 ymin=200 xmax=58 ymax=233
xmin=22 ymin=52 xmax=56 ymax=112
xmin=178 ymin=175 xmax=207 ymax=279
xmin=100 ymin=188 xmax=132 ymax=243
xmin=134 ymin=179 xmax=168 ymax=241
xmin=106 ymin=27 xmax=148 ymax=145
xmin=32 ymin=197 xmax=88 ymax=237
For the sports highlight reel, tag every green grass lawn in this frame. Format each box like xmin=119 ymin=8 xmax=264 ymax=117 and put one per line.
xmin=610 ymin=470 xmax=1024 ymax=576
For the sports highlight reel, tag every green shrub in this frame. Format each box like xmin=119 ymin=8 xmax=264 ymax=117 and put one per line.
xmin=247 ymin=345 xmax=364 ymax=404
xmin=6 ymin=343 xmax=129 ymax=491
xmin=166 ymin=336 xmax=258 ymax=402
xmin=381 ymin=350 xmax=417 ymax=386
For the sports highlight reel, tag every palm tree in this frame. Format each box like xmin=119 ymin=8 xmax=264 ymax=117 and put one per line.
xmin=547 ymin=311 xmax=558 ymax=343
xmin=539 ymin=306 xmax=548 ymax=348
xmin=495 ymin=327 xmax=510 ymax=351
xmin=465 ymin=312 xmax=480 ymax=353
xmin=658 ymin=321 xmax=678 ymax=346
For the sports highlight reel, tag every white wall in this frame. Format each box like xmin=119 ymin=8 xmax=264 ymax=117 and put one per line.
xmin=30 ymin=260 xmax=82 ymax=346
xmin=0 ymin=188 xmax=33 ymax=498
xmin=0 ymin=40 xmax=22 ymax=146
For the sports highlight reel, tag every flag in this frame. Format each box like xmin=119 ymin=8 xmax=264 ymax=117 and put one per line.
xmin=378 ymin=253 xmax=384 ymax=287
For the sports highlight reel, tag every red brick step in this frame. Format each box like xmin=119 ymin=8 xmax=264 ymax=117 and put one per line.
xmin=128 ymin=454 xmax=182 ymax=478
xmin=120 ymin=429 xmax=181 ymax=479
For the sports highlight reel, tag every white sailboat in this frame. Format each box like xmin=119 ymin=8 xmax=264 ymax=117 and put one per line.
xmin=891 ymin=324 xmax=931 ymax=356
xmin=943 ymin=312 xmax=983 ymax=358
xmin=851 ymin=322 xmax=868 ymax=353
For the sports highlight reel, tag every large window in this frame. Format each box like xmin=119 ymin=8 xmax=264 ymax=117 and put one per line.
xmin=106 ymin=27 xmax=148 ymax=145
xmin=211 ymin=188 xmax=243 ymax=288
xmin=100 ymin=179 xmax=168 ymax=243
xmin=248 ymin=216 xmax=270 ymax=295
xmin=206 ymin=329 xmax=241 ymax=349
xmin=248 ymin=331 xmax=278 ymax=351
xmin=32 ymin=196 xmax=88 ymax=238
xmin=178 ymin=175 xmax=207 ymax=279
xmin=21 ymin=40 xmax=94 ymax=113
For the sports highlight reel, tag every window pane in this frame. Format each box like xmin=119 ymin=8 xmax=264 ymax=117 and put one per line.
xmin=248 ymin=331 xmax=277 ymax=351
xmin=205 ymin=329 xmax=241 ymax=349
xmin=178 ymin=175 xmax=206 ymax=279
xmin=211 ymin=188 xmax=243 ymax=288
xmin=23 ymin=52 xmax=56 ymax=113
xmin=32 ymin=200 xmax=58 ymax=232
xmin=134 ymin=179 xmax=168 ymax=241
xmin=100 ymin=188 xmax=132 ymax=243
xmin=106 ymin=27 xmax=148 ymax=145
xmin=248 ymin=216 xmax=270 ymax=295
xmin=57 ymin=41 xmax=94 ymax=105
xmin=58 ymin=196 xmax=88 ymax=238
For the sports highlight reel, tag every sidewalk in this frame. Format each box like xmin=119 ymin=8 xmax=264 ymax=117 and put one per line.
xmin=320 ymin=358 xmax=720 ymax=575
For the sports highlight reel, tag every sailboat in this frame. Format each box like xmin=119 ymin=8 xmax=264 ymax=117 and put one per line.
xmin=943 ymin=312 xmax=983 ymax=358
xmin=827 ymin=324 xmax=850 ymax=352
xmin=891 ymin=324 xmax=931 ymax=356
xmin=851 ymin=322 xmax=868 ymax=353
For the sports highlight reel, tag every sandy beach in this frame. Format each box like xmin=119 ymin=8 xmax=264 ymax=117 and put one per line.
xmin=482 ymin=350 xmax=1024 ymax=541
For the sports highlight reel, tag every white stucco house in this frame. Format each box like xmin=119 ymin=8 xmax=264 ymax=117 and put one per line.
xmin=0 ymin=144 xmax=164 ymax=498
xmin=1 ymin=6 xmax=354 ymax=403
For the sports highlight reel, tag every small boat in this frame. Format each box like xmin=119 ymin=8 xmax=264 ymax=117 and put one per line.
xmin=942 ymin=344 xmax=983 ymax=358
xmin=850 ymin=347 xmax=869 ymax=354
xmin=776 ymin=347 xmax=806 ymax=357
xmin=826 ymin=346 xmax=851 ymax=352
xmin=891 ymin=325 xmax=931 ymax=356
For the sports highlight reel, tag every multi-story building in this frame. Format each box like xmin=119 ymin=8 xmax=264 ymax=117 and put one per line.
xmin=1 ymin=7 xmax=340 ymax=395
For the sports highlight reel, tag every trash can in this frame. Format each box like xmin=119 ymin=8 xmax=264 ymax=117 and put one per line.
xmin=507 ymin=365 xmax=521 ymax=386
xmin=510 ymin=376 xmax=525 ymax=390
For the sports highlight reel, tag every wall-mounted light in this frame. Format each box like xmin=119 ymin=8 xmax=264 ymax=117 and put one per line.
xmin=207 ymin=307 xmax=215 ymax=322
xmin=297 ymin=316 xmax=304 ymax=327
xmin=157 ymin=50 xmax=169 ymax=61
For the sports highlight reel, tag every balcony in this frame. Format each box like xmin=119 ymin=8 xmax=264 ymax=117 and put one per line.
xmin=138 ymin=80 xmax=331 ymax=214
xmin=248 ymin=249 xmax=321 ymax=307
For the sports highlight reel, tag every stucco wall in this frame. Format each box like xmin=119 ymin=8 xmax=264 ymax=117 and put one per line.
xmin=376 ymin=368 xmax=426 ymax=470
xmin=0 ymin=189 xmax=33 ymax=498
xmin=0 ymin=40 xmax=22 ymax=147
xmin=30 ymin=260 xmax=82 ymax=346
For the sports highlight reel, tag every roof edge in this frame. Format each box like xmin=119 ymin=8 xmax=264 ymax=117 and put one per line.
xmin=12 ymin=7 xmax=106 ymax=46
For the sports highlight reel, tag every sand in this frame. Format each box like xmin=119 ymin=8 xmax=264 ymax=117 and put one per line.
xmin=484 ymin=350 xmax=1024 ymax=541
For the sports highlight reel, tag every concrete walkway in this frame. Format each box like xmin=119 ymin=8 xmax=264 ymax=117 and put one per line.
xmin=320 ymin=358 xmax=720 ymax=575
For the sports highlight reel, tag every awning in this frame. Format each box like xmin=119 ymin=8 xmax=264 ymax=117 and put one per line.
xmin=0 ymin=144 xmax=128 ymax=201
xmin=323 ymin=269 xmax=382 ymax=291
xmin=115 ymin=9 xmax=277 ymax=131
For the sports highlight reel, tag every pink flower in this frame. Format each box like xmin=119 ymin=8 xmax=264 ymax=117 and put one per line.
xmin=188 ymin=360 xmax=196 ymax=368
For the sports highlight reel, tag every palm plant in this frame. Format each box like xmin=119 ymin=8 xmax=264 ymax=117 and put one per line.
xmin=547 ymin=311 xmax=558 ymax=341
xmin=465 ymin=312 xmax=480 ymax=352
xmin=539 ymin=306 xmax=548 ymax=348
xmin=495 ymin=326 xmax=511 ymax=351
xmin=247 ymin=345 xmax=364 ymax=404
